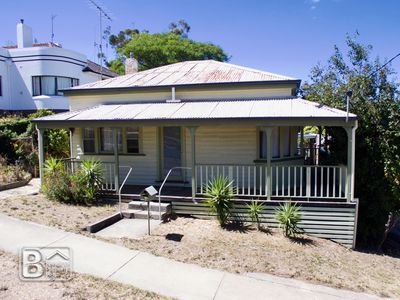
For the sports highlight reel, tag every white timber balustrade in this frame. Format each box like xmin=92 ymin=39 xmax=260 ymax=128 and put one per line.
xmin=195 ymin=164 xmax=347 ymax=200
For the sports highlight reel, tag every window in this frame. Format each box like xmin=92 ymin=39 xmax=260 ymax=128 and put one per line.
xmin=99 ymin=128 xmax=122 ymax=153
xmin=83 ymin=128 xmax=96 ymax=153
xmin=126 ymin=127 xmax=140 ymax=153
xmin=258 ymin=127 xmax=284 ymax=159
xmin=32 ymin=76 xmax=79 ymax=96
xmin=0 ymin=76 xmax=2 ymax=96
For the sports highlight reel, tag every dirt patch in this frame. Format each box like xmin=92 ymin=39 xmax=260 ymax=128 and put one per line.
xmin=0 ymin=194 xmax=126 ymax=234
xmin=0 ymin=250 xmax=170 ymax=300
xmin=114 ymin=218 xmax=400 ymax=299
xmin=1 ymin=194 xmax=399 ymax=298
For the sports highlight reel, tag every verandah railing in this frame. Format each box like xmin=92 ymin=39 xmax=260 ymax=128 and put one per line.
xmin=61 ymin=159 xmax=117 ymax=192
xmin=195 ymin=164 xmax=347 ymax=200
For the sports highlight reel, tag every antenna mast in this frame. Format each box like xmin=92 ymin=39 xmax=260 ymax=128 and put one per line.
xmin=88 ymin=0 xmax=112 ymax=80
xmin=51 ymin=15 xmax=57 ymax=44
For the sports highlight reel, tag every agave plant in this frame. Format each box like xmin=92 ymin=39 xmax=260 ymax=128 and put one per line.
xmin=43 ymin=157 xmax=64 ymax=176
xmin=204 ymin=176 xmax=235 ymax=226
xmin=76 ymin=159 xmax=103 ymax=204
xmin=275 ymin=202 xmax=303 ymax=237
xmin=246 ymin=200 xmax=264 ymax=230
xmin=79 ymin=159 xmax=103 ymax=188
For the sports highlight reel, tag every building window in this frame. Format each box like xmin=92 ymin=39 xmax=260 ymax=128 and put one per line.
xmin=0 ymin=76 xmax=2 ymax=96
xmin=83 ymin=128 xmax=95 ymax=153
xmin=258 ymin=127 xmax=283 ymax=159
xmin=126 ymin=127 xmax=140 ymax=153
xmin=99 ymin=128 xmax=122 ymax=153
xmin=32 ymin=76 xmax=79 ymax=96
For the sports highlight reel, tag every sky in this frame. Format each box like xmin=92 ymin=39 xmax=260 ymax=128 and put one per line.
xmin=1 ymin=0 xmax=399 ymax=81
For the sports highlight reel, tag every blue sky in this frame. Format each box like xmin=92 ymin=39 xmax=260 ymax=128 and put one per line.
xmin=1 ymin=0 xmax=399 ymax=81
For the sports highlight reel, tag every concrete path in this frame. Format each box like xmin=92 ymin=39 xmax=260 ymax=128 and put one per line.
xmin=0 ymin=178 xmax=40 ymax=199
xmin=95 ymin=218 xmax=161 ymax=239
xmin=0 ymin=213 xmax=385 ymax=300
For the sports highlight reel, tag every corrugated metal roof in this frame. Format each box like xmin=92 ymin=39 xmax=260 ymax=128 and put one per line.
xmin=68 ymin=60 xmax=297 ymax=91
xmin=34 ymin=98 xmax=357 ymax=123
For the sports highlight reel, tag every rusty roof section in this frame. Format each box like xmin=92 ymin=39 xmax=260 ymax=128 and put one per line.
xmin=2 ymin=42 xmax=62 ymax=49
xmin=68 ymin=60 xmax=299 ymax=91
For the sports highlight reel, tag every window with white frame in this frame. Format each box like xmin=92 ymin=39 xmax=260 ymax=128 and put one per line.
xmin=126 ymin=127 xmax=140 ymax=153
xmin=83 ymin=128 xmax=96 ymax=153
xmin=32 ymin=76 xmax=79 ymax=96
xmin=99 ymin=128 xmax=122 ymax=153
xmin=258 ymin=127 xmax=287 ymax=159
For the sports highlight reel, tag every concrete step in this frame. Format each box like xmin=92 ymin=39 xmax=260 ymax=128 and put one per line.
xmin=128 ymin=201 xmax=171 ymax=213
xmin=121 ymin=209 xmax=167 ymax=221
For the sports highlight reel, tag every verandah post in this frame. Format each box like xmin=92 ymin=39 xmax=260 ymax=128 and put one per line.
xmin=113 ymin=128 xmax=120 ymax=193
xmin=261 ymin=127 xmax=273 ymax=200
xmin=36 ymin=126 xmax=45 ymax=187
xmin=188 ymin=127 xmax=198 ymax=200
xmin=345 ymin=123 xmax=358 ymax=202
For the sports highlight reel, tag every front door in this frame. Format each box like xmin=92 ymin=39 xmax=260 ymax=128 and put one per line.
xmin=162 ymin=126 xmax=182 ymax=180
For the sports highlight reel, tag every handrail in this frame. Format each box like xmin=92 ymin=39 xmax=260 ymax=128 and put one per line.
xmin=158 ymin=167 xmax=191 ymax=220
xmin=118 ymin=166 xmax=133 ymax=217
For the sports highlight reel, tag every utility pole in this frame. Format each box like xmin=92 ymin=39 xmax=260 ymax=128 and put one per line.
xmin=88 ymin=0 xmax=112 ymax=80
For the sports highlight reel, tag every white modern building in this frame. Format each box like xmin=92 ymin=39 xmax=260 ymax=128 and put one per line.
xmin=0 ymin=20 xmax=117 ymax=111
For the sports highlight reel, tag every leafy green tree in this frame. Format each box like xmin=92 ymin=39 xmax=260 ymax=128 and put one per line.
xmin=302 ymin=33 xmax=400 ymax=246
xmin=108 ymin=20 xmax=229 ymax=74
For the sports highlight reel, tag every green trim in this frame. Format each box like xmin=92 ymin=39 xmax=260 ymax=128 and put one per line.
xmin=254 ymin=156 xmax=302 ymax=163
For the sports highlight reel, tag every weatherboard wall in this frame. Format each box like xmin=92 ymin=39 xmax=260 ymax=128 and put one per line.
xmin=171 ymin=200 xmax=358 ymax=248
xmin=71 ymin=125 xmax=297 ymax=185
xmin=68 ymin=85 xmax=295 ymax=110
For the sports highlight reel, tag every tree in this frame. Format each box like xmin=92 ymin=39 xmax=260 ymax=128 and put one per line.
xmin=302 ymin=33 xmax=400 ymax=246
xmin=108 ymin=20 xmax=229 ymax=74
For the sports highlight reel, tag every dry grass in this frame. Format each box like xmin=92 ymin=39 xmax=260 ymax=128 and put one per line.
xmin=1 ymin=194 xmax=400 ymax=298
xmin=0 ymin=194 xmax=126 ymax=234
xmin=111 ymin=218 xmax=400 ymax=299
xmin=0 ymin=250 xmax=170 ymax=300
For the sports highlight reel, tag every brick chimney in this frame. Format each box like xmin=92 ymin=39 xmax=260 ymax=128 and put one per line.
xmin=125 ymin=53 xmax=138 ymax=74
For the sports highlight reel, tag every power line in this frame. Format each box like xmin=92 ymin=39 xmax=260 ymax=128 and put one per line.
xmin=369 ymin=52 xmax=400 ymax=78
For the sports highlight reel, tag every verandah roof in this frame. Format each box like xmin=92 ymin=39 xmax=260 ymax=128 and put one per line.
xmin=33 ymin=98 xmax=357 ymax=128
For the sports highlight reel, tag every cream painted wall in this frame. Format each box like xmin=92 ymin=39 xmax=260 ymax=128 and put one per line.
xmin=72 ymin=127 xmax=159 ymax=185
xmin=68 ymin=86 xmax=295 ymax=110
xmin=71 ymin=125 xmax=299 ymax=186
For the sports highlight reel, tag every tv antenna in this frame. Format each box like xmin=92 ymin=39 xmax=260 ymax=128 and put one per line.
xmin=88 ymin=0 xmax=112 ymax=79
xmin=51 ymin=15 xmax=57 ymax=44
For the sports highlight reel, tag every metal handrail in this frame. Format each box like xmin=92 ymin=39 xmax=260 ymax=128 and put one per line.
xmin=158 ymin=167 xmax=191 ymax=220
xmin=118 ymin=166 xmax=133 ymax=217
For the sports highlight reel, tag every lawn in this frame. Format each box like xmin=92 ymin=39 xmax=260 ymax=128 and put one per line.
xmin=0 ymin=250 xmax=170 ymax=300
xmin=1 ymin=194 xmax=399 ymax=299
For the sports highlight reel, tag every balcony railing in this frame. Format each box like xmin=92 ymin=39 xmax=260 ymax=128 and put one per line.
xmin=62 ymin=159 xmax=117 ymax=192
xmin=195 ymin=164 xmax=346 ymax=200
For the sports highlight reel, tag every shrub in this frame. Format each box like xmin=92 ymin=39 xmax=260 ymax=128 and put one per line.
xmin=42 ymin=158 xmax=103 ymax=205
xmin=204 ymin=176 xmax=235 ymax=226
xmin=275 ymin=202 xmax=303 ymax=238
xmin=246 ymin=200 xmax=264 ymax=230
xmin=0 ymin=162 xmax=31 ymax=184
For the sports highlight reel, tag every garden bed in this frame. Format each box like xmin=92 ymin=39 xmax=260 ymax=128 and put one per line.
xmin=0 ymin=194 xmax=127 ymax=234
xmin=0 ymin=179 xmax=30 ymax=191
xmin=1 ymin=194 xmax=399 ymax=298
